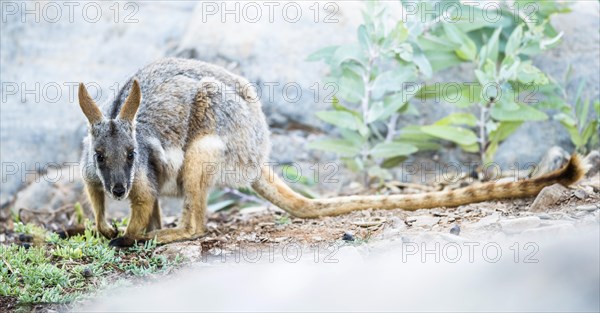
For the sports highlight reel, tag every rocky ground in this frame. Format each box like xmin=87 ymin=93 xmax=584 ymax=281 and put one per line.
xmin=150 ymin=172 xmax=599 ymax=263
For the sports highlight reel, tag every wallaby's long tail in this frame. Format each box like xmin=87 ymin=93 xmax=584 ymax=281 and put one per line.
xmin=251 ymin=154 xmax=588 ymax=218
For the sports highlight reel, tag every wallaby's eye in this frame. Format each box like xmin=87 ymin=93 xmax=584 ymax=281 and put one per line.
xmin=127 ymin=151 xmax=135 ymax=161
xmin=95 ymin=153 xmax=105 ymax=163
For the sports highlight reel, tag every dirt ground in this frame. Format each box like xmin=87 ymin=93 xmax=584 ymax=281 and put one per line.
xmin=153 ymin=173 xmax=600 ymax=261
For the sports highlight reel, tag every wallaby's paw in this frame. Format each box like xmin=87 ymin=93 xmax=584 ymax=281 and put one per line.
xmin=108 ymin=236 xmax=137 ymax=248
xmin=98 ymin=224 xmax=119 ymax=239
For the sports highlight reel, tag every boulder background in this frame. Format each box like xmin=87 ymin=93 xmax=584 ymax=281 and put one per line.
xmin=1 ymin=1 xmax=598 ymax=217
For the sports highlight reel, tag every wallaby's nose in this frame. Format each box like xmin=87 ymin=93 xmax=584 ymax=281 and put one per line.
xmin=112 ymin=184 xmax=126 ymax=198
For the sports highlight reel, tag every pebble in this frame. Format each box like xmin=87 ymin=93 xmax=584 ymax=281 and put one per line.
xmin=467 ymin=213 xmax=500 ymax=229
xmin=82 ymin=267 xmax=93 ymax=278
xmin=537 ymin=213 xmax=553 ymax=220
xmin=18 ymin=233 xmax=33 ymax=242
xmin=410 ymin=215 xmax=440 ymax=228
xmin=449 ymin=224 xmax=461 ymax=236
xmin=573 ymin=189 xmax=587 ymax=200
xmin=154 ymin=242 xmax=202 ymax=261
xmin=529 ymin=184 xmax=568 ymax=212
xmin=584 ymin=150 xmax=600 ymax=177
xmin=342 ymin=232 xmax=355 ymax=241
xmin=499 ymin=216 xmax=542 ymax=234
xmin=576 ymin=204 xmax=599 ymax=212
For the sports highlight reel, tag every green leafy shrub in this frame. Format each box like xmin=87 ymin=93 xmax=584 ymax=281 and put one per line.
xmin=309 ymin=0 xmax=576 ymax=179
xmin=540 ymin=74 xmax=600 ymax=154
xmin=307 ymin=2 xmax=438 ymax=182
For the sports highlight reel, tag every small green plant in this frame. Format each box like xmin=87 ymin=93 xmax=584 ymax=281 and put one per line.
xmin=309 ymin=0 xmax=573 ymax=179
xmin=1 ymin=222 xmax=181 ymax=306
xmin=307 ymin=1 xmax=437 ymax=183
xmin=411 ymin=0 xmax=568 ymax=166
xmin=540 ymin=74 xmax=600 ymax=154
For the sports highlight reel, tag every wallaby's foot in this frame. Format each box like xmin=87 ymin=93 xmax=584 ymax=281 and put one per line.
xmin=97 ymin=222 xmax=119 ymax=240
xmin=108 ymin=236 xmax=142 ymax=248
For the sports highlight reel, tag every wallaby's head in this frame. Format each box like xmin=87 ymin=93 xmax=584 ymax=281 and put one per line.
xmin=78 ymin=80 xmax=141 ymax=200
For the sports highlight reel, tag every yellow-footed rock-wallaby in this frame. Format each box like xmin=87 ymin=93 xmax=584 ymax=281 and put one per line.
xmin=78 ymin=58 xmax=587 ymax=246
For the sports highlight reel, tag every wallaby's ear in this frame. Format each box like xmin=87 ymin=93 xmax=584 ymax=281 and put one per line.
xmin=78 ymin=83 xmax=104 ymax=124
xmin=118 ymin=79 xmax=141 ymax=123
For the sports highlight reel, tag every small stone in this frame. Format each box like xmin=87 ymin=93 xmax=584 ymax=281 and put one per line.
xmin=499 ymin=216 xmax=542 ymax=234
xmin=342 ymin=232 xmax=355 ymax=241
xmin=573 ymin=189 xmax=587 ymax=200
xmin=20 ymin=242 xmax=31 ymax=249
xmin=410 ymin=215 xmax=440 ymax=228
xmin=537 ymin=213 xmax=553 ymax=220
xmin=576 ymin=204 xmax=599 ymax=212
xmin=449 ymin=224 xmax=461 ymax=236
xmin=584 ymin=150 xmax=600 ymax=177
xmin=532 ymin=146 xmax=570 ymax=178
xmin=82 ymin=267 xmax=93 ymax=278
xmin=529 ymin=184 xmax=568 ymax=212
xmin=18 ymin=233 xmax=33 ymax=242
xmin=154 ymin=242 xmax=201 ymax=262
xmin=467 ymin=213 xmax=500 ymax=229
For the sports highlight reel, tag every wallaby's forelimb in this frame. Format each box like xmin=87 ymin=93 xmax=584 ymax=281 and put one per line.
xmin=86 ymin=185 xmax=117 ymax=239
xmin=253 ymin=154 xmax=587 ymax=218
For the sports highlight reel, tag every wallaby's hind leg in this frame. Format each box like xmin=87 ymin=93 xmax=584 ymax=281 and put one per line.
xmin=146 ymin=135 xmax=222 ymax=244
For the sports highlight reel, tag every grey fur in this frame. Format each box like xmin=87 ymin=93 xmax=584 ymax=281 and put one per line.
xmin=80 ymin=58 xmax=271 ymax=200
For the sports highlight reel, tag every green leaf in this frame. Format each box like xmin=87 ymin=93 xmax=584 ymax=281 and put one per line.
xmin=370 ymin=142 xmax=418 ymax=158
xmin=517 ymin=62 xmax=549 ymax=85
xmin=331 ymin=96 xmax=360 ymax=116
xmin=357 ymin=25 xmax=371 ymax=51
xmin=342 ymin=156 xmax=364 ymax=172
xmin=553 ymin=112 xmax=576 ymax=126
xmin=339 ymin=128 xmax=365 ymax=146
xmin=371 ymin=68 xmax=416 ymax=99
xmin=443 ymin=23 xmax=477 ymax=61
xmin=417 ymin=34 xmax=459 ymax=52
xmin=394 ymin=43 xmax=414 ymax=62
xmin=479 ymin=27 xmax=502 ymax=65
xmin=368 ymin=166 xmax=392 ymax=181
xmin=489 ymin=121 xmax=523 ymax=142
xmin=306 ymin=45 xmax=339 ymax=62
xmin=505 ymin=25 xmax=523 ymax=56
xmin=421 ymin=125 xmax=478 ymax=146
xmin=390 ymin=20 xmax=409 ymax=43
xmin=435 ymin=113 xmax=478 ymax=127
xmin=491 ymin=104 xmax=548 ymax=121
xmin=315 ymin=111 xmax=362 ymax=130
xmin=582 ymin=121 xmax=598 ymax=148
xmin=413 ymin=52 xmax=433 ymax=78
xmin=308 ymin=139 xmax=361 ymax=157
xmin=336 ymin=68 xmax=364 ymax=102
xmin=381 ymin=156 xmax=409 ymax=169
xmin=331 ymin=44 xmax=367 ymax=67
xmin=367 ymin=96 xmax=407 ymax=123
xmin=499 ymin=55 xmax=521 ymax=82
xmin=423 ymin=50 xmax=463 ymax=72
xmin=459 ymin=143 xmax=480 ymax=153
